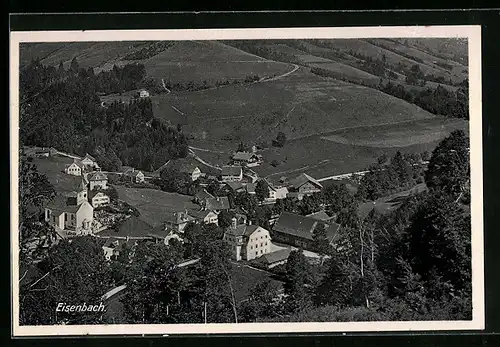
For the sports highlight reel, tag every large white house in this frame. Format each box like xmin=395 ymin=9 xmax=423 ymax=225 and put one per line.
xmin=81 ymin=153 xmax=100 ymax=170
xmin=89 ymin=191 xmax=110 ymax=208
xmin=87 ymin=171 xmax=108 ymax=191
xmin=64 ymin=159 xmax=84 ymax=176
xmin=223 ymin=217 xmax=272 ymax=261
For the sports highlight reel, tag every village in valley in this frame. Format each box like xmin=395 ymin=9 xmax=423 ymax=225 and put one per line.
xmin=18 ymin=38 xmax=472 ymax=325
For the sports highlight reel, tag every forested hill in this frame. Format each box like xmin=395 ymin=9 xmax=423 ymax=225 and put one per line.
xmin=19 ymin=58 xmax=189 ymax=172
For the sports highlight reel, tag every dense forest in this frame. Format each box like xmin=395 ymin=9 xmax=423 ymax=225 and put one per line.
xmin=19 ymin=58 xmax=188 ymax=171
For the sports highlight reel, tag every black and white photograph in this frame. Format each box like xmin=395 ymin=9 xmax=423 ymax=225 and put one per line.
xmin=10 ymin=26 xmax=484 ymax=336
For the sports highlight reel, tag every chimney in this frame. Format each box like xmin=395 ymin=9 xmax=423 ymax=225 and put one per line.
xmin=231 ymin=217 xmax=237 ymax=228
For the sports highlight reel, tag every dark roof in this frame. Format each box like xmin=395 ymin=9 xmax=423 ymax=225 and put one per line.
xmin=188 ymin=209 xmax=215 ymax=220
xmin=225 ymin=181 xmax=244 ymax=191
xmin=290 ymin=173 xmax=322 ymax=190
xmin=89 ymin=190 xmax=109 ymax=200
xmin=168 ymin=158 xmax=200 ymax=174
xmin=66 ymin=159 xmax=84 ymax=169
xmin=221 ymin=166 xmax=242 ymax=176
xmin=195 ymin=189 xmax=214 ymax=201
xmin=46 ymin=195 xmax=81 ymax=213
xmin=98 ymin=216 xmax=161 ymax=239
xmin=205 ymin=196 xmax=230 ymax=210
xmin=306 ymin=210 xmax=333 ymax=222
xmin=257 ymin=248 xmax=292 ymax=265
xmin=88 ymin=171 xmax=108 ymax=181
xmin=273 ymin=212 xmax=318 ymax=240
xmin=233 ymin=152 xmax=257 ymax=161
xmin=124 ymin=169 xmax=144 ymax=178
xmin=226 ymin=224 xmax=259 ymax=237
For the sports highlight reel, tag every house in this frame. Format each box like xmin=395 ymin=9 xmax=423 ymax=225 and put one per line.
xmin=44 ymin=191 xmax=94 ymax=237
xmin=87 ymin=171 xmax=108 ymax=191
xmin=89 ymin=191 xmax=110 ymax=208
xmin=272 ymin=212 xmax=340 ymax=251
xmin=268 ymin=185 xmax=289 ymax=200
xmin=245 ymin=183 xmax=256 ymax=195
xmin=124 ymin=168 xmax=145 ymax=183
xmin=223 ymin=218 xmax=272 ymax=261
xmin=232 ymin=152 xmax=262 ymax=167
xmin=81 ymin=153 xmax=100 ymax=170
xmin=224 ymin=181 xmax=256 ymax=195
xmin=139 ymin=89 xmax=150 ymax=98
xmin=194 ymin=189 xmax=215 ymax=205
xmin=101 ymin=238 xmax=134 ymax=261
xmin=289 ymin=173 xmax=323 ymax=195
xmin=164 ymin=210 xmax=196 ymax=233
xmin=167 ymin=158 xmax=202 ymax=181
xmin=188 ymin=209 xmax=219 ymax=226
xmin=204 ymin=196 xmax=231 ymax=211
xmin=221 ymin=166 xmax=243 ymax=182
xmin=254 ymin=248 xmax=292 ymax=269
xmin=64 ymin=159 xmax=84 ymax=176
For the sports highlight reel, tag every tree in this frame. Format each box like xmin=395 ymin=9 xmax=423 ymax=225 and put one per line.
xmin=240 ymin=279 xmax=280 ymax=322
xmin=70 ymin=57 xmax=79 ymax=73
xmin=322 ymin=183 xmax=356 ymax=215
xmin=390 ymin=151 xmax=413 ymax=187
xmin=312 ymin=222 xmax=331 ymax=262
xmin=19 ymin=155 xmax=56 ymax=264
xmin=20 ymin=236 xmax=113 ymax=325
xmin=424 ymin=130 xmax=469 ymax=201
xmin=275 ymin=132 xmax=287 ymax=147
xmin=255 ymin=179 xmax=269 ymax=202
xmin=217 ymin=210 xmax=234 ymax=229
xmin=283 ymin=249 xmax=311 ymax=313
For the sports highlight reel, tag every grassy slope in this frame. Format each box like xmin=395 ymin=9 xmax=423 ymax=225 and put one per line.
xmin=134 ymin=40 xmax=292 ymax=84
xmin=115 ymin=186 xmax=198 ymax=228
xmin=32 ymin=155 xmax=83 ymax=193
xmin=153 ymin=67 xmax=435 ymax=147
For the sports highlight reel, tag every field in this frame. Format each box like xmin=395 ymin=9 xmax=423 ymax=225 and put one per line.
xmin=32 ymin=155 xmax=83 ymax=193
xmin=153 ymin=67 xmax=436 ymax=146
xmin=358 ymin=183 xmax=428 ymax=218
xmin=23 ymin=38 xmax=469 ymax=188
xmin=321 ymin=118 xmax=469 ymax=148
xmin=115 ymin=186 xmax=198 ymax=228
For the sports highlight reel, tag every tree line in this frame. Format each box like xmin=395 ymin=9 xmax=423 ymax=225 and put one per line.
xmin=20 ymin=58 xmax=189 ymax=172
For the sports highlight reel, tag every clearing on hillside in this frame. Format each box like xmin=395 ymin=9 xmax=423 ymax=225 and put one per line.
xmin=115 ymin=186 xmax=198 ymax=228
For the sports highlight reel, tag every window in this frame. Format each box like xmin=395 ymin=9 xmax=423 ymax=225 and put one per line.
xmin=265 ymin=242 xmax=267 ymax=246
xmin=250 ymin=245 xmax=253 ymax=249
xmin=255 ymin=252 xmax=258 ymax=256
xmin=260 ymin=243 xmax=263 ymax=247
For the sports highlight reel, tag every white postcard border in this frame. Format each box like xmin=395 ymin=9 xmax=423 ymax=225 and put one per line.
xmin=10 ymin=25 xmax=484 ymax=336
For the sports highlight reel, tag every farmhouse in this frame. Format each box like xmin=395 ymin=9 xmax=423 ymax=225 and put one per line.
xmin=101 ymin=238 xmax=136 ymax=261
xmin=168 ymin=158 xmax=202 ymax=181
xmin=272 ymin=212 xmax=340 ymax=251
xmin=194 ymin=189 xmax=215 ymax=205
xmin=268 ymin=185 xmax=289 ymax=201
xmin=164 ymin=210 xmax=196 ymax=233
xmin=45 ymin=191 xmax=94 ymax=238
xmin=221 ymin=166 xmax=243 ymax=182
xmin=188 ymin=209 xmax=219 ymax=225
xmin=232 ymin=152 xmax=262 ymax=167
xmin=254 ymin=248 xmax=292 ymax=269
xmin=289 ymin=173 xmax=323 ymax=196
xmin=124 ymin=168 xmax=145 ymax=183
xmin=87 ymin=171 xmax=108 ymax=191
xmin=89 ymin=191 xmax=110 ymax=208
xmin=203 ymin=196 xmax=231 ymax=211
xmin=139 ymin=89 xmax=150 ymax=98
xmin=64 ymin=159 xmax=85 ymax=176
xmin=81 ymin=153 xmax=100 ymax=170
xmin=223 ymin=218 xmax=272 ymax=261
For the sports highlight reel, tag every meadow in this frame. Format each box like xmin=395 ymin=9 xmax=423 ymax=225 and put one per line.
xmin=32 ymin=155 xmax=83 ymax=193
xmin=114 ymin=186 xmax=199 ymax=228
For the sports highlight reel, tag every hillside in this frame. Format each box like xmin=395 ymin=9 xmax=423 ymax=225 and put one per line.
xmin=152 ymin=67 xmax=436 ymax=147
